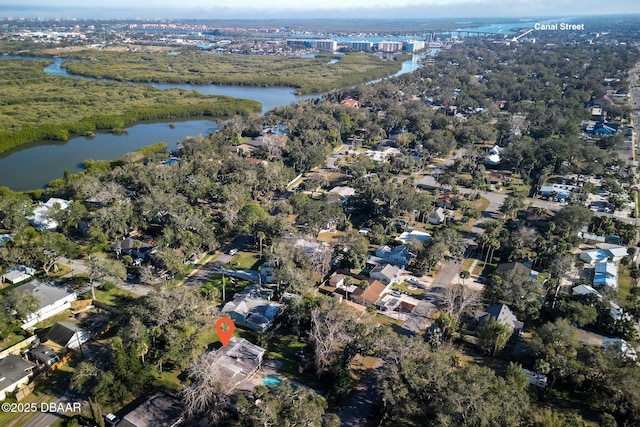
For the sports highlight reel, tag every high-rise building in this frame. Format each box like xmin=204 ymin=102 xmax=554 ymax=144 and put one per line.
xmin=347 ymin=41 xmax=374 ymax=51
xmin=377 ymin=41 xmax=403 ymax=53
xmin=312 ymin=39 xmax=337 ymax=51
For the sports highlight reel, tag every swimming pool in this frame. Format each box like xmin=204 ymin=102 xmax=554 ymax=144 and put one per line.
xmin=262 ymin=375 xmax=282 ymax=387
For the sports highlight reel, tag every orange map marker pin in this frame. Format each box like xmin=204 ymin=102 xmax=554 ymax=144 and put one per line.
xmin=215 ymin=317 xmax=235 ymax=346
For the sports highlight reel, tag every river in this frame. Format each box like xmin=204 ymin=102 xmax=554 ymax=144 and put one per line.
xmin=0 ymin=53 xmax=424 ymax=191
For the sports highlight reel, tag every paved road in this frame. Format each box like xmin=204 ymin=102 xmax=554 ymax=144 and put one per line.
xmin=338 ymin=360 xmax=383 ymax=427
xmin=22 ymin=389 xmax=87 ymax=427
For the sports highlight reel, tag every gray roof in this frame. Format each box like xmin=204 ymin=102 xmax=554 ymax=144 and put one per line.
xmin=46 ymin=322 xmax=84 ymax=347
xmin=212 ymin=337 xmax=265 ymax=393
xmin=370 ymin=263 xmax=400 ymax=280
xmin=0 ymin=355 xmax=34 ymax=390
xmin=29 ymin=345 xmax=59 ymax=365
xmin=476 ymin=304 xmax=523 ymax=332
xmin=14 ymin=280 xmax=76 ymax=311
xmin=222 ymin=285 xmax=283 ymax=329
xmin=119 ymin=390 xmax=183 ymax=427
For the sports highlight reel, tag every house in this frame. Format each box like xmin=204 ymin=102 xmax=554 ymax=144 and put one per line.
xmin=375 ymin=245 xmax=414 ymax=267
xmin=369 ymin=263 xmax=401 ymax=284
xmin=579 ymin=249 xmax=611 ymax=265
xmin=110 ymin=237 xmax=155 ymax=260
xmin=593 ymin=261 xmax=618 ymax=289
xmin=484 ymin=145 xmax=504 ymax=166
xmin=436 ymin=191 xmax=462 ymax=210
xmin=221 ymin=285 xmax=283 ymax=331
xmin=602 ymin=338 xmax=637 ymax=361
xmin=396 ymin=230 xmax=431 ymax=245
xmin=521 ymin=368 xmax=547 ymax=389
xmin=329 ymin=186 xmax=356 ymax=200
xmin=427 ymin=207 xmax=446 ymax=224
xmin=208 ymin=337 xmax=266 ymax=393
xmin=0 ymin=234 xmax=11 ymax=246
xmin=0 ymin=355 xmax=35 ymax=401
xmin=475 ymin=304 xmax=523 ymax=335
xmin=494 ymin=262 xmax=539 ymax=280
xmin=2 ymin=265 xmax=36 ymax=284
xmin=118 ymin=390 xmax=184 ymax=427
xmin=341 ymin=98 xmax=360 ymax=108
xmin=28 ymin=345 xmax=60 ymax=367
xmin=572 ymin=284 xmax=602 ymax=299
xmin=15 ymin=281 xmax=77 ymax=329
xmin=328 ymin=273 xmax=346 ymax=288
xmin=595 ymin=243 xmax=628 ymax=262
xmin=46 ymin=322 xmax=90 ymax=349
xmin=27 ymin=198 xmax=70 ymax=231
xmin=351 ymin=280 xmax=387 ymax=306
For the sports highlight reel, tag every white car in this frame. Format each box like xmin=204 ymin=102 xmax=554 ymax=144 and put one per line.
xmin=228 ymin=248 xmax=238 ymax=256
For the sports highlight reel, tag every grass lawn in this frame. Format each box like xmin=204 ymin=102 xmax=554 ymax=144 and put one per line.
xmin=473 ymin=197 xmax=491 ymax=212
xmin=617 ymin=266 xmax=633 ymax=301
xmin=46 ymin=263 xmax=72 ymax=279
xmin=229 ymin=251 xmax=262 ymax=270
xmin=266 ymin=332 xmax=319 ymax=389
xmin=392 ymin=282 xmax=426 ymax=297
xmin=317 ymin=231 xmax=346 ymax=244
xmin=201 ymin=274 xmax=251 ymax=303
xmin=33 ymin=310 xmax=76 ymax=330
xmin=0 ymin=332 xmax=32 ymax=352
xmin=81 ymin=285 xmax=138 ymax=306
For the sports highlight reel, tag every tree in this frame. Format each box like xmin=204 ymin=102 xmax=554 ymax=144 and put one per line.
xmin=87 ymin=255 xmax=126 ymax=300
xmin=234 ymin=382 xmax=334 ymax=427
xmin=181 ymin=350 xmax=229 ymax=425
xmin=440 ymin=284 xmax=481 ymax=323
xmin=477 ymin=318 xmax=511 ymax=357
xmin=459 ymin=270 xmax=470 ymax=286
xmin=553 ymin=205 xmax=593 ymax=239
xmin=531 ymin=319 xmax=581 ymax=387
xmin=309 ymin=297 xmax=355 ymax=377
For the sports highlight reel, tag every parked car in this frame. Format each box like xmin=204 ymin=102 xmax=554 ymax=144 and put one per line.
xmin=228 ymin=248 xmax=238 ymax=256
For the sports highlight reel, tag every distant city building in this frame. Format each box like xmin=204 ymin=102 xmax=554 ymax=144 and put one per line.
xmin=405 ymin=40 xmax=426 ymax=52
xmin=347 ymin=41 xmax=373 ymax=51
xmin=312 ymin=39 xmax=337 ymax=51
xmin=377 ymin=41 xmax=403 ymax=52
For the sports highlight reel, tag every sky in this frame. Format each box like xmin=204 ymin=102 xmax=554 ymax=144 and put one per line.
xmin=3 ymin=0 xmax=640 ymax=19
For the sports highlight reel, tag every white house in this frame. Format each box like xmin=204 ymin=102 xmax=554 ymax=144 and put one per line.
xmin=579 ymin=249 xmax=610 ymax=265
xmin=0 ymin=355 xmax=35 ymax=401
xmin=484 ymin=145 xmax=504 ymax=166
xmin=375 ymin=245 xmax=414 ymax=267
xmin=46 ymin=322 xmax=90 ymax=349
xmin=428 ymin=207 xmax=446 ymax=224
xmin=595 ymin=243 xmax=629 ymax=262
xmin=572 ymin=284 xmax=602 ymax=299
xmin=27 ymin=198 xmax=70 ymax=231
xmin=369 ymin=263 xmax=401 ymax=284
xmin=602 ymin=338 xmax=637 ymax=361
xmin=397 ymin=230 xmax=431 ymax=245
xmin=2 ymin=265 xmax=36 ymax=284
xmin=15 ymin=281 xmax=77 ymax=329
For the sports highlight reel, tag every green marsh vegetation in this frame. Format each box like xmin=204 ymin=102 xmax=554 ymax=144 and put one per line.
xmin=0 ymin=59 xmax=261 ymax=152
xmin=59 ymin=50 xmax=403 ymax=94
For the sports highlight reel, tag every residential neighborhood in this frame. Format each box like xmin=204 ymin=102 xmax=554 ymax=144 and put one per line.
xmin=0 ymin=12 xmax=640 ymax=427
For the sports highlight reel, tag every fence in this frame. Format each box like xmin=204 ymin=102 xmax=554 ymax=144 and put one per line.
xmin=0 ymin=335 xmax=37 ymax=359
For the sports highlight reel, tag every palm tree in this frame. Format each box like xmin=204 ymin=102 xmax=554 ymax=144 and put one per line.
xmin=459 ymin=270 xmax=470 ymax=286
xmin=136 ymin=341 xmax=149 ymax=366
xmin=256 ymin=231 xmax=266 ymax=259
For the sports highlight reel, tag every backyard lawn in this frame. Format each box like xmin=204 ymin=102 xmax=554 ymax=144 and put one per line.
xmin=229 ymin=251 xmax=262 ymax=270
